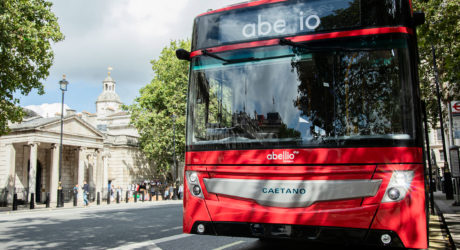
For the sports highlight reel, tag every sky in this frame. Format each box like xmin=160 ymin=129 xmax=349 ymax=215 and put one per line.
xmin=17 ymin=0 xmax=244 ymax=113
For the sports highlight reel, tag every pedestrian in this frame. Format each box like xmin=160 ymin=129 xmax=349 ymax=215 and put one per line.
xmin=129 ymin=183 xmax=134 ymax=200
xmin=110 ymin=186 xmax=115 ymax=201
xmin=150 ymin=184 xmax=155 ymax=199
xmin=136 ymin=183 xmax=140 ymax=200
xmin=83 ymin=181 xmax=89 ymax=206
xmin=73 ymin=184 xmax=79 ymax=201
xmin=169 ymin=185 xmax=174 ymax=199
xmin=164 ymin=186 xmax=169 ymax=200
xmin=178 ymin=183 xmax=184 ymax=200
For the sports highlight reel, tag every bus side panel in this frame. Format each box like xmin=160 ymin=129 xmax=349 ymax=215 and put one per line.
xmin=370 ymin=164 xmax=427 ymax=249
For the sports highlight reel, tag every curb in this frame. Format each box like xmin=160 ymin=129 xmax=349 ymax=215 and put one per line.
xmin=0 ymin=200 xmax=183 ymax=215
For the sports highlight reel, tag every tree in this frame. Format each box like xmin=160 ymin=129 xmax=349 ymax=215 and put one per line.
xmin=126 ymin=39 xmax=190 ymax=181
xmin=0 ymin=0 xmax=64 ymax=135
xmin=414 ymin=0 xmax=460 ymax=128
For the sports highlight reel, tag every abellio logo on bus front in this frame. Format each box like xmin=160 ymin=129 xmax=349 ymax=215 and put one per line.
xmin=266 ymin=151 xmax=300 ymax=163
xmin=241 ymin=13 xmax=321 ymax=38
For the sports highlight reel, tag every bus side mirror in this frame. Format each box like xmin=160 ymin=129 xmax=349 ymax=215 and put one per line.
xmin=413 ymin=11 xmax=425 ymax=27
xmin=176 ymin=49 xmax=191 ymax=61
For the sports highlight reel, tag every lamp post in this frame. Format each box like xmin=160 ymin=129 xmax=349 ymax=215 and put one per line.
xmin=57 ymin=75 xmax=68 ymax=207
xmin=422 ymin=101 xmax=435 ymax=215
xmin=431 ymin=45 xmax=453 ymax=200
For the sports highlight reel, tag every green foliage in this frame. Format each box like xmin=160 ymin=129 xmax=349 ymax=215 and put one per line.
xmin=0 ymin=0 xmax=64 ymax=135
xmin=414 ymin=0 xmax=460 ymax=128
xmin=126 ymin=39 xmax=190 ymax=179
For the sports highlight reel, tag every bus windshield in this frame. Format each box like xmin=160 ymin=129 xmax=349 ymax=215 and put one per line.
xmin=187 ymin=38 xmax=416 ymax=150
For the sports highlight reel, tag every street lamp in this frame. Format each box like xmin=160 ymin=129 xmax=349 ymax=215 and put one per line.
xmin=431 ymin=45 xmax=453 ymax=200
xmin=57 ymin=75 xmax=68 ymax=207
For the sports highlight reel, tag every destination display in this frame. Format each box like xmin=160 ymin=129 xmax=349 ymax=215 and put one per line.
xmin=192 ymin=0 xmax=411 ymax=50
xmin=219 ymin=0 xmax=354 ymax=42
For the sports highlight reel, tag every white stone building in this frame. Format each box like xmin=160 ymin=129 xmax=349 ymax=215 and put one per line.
xmin=0 ymin=71 xmax=150 ymax=205
xmin=427 ymin=119 xmax=460 ymax=185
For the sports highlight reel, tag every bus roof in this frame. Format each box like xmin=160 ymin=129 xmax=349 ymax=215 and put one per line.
xmin=198 ymin=0 xmax=287 ymax=17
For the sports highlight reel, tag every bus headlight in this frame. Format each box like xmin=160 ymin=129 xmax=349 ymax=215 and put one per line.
xmin=186 ymin=171 xmax=204 ymax=198
xmin=382 ymin=171 xmax=414 ymax=203
xmin=192 ymin=185 xmax=202 ymax=196
xmin=189 ymin=172 xmax=198 ymax=183
xmin=381 ymin=234 xmax=392 ymax=244
xmin=387 ymin=187 xmax=401 ymax=201
xmin=197 ymin=224 xmax=205 ymax=234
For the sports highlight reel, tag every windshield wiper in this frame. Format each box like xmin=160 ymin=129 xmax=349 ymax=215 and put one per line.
xmin=201 ymin=49 xmax=231 ymax=62
xmin=201 ymin=49 xmax=290 ymax=65
xmin=202 ymin=49 xmax=259 ymax=64
xmin=279 ymin=38 xmax=371 ymax=52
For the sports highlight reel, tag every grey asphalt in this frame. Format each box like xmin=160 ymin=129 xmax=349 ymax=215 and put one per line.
xmin=0 ymin=201 xmax=183 ymax=249
xmin=0 ymin=196 xmax=454 ymax=250
xmin=0 ymin=201 xmax=375 ymax=250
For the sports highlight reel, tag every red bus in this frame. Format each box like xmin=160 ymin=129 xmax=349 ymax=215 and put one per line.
xmin=177 ymin=0 xmax=427 ymax=248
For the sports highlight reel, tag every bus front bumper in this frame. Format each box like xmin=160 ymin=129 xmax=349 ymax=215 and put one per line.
xmin=189 ymin=221 xmax=405 ymax=248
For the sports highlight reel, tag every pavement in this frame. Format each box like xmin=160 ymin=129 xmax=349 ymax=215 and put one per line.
xmin=433 ymin=190 xmax=460 ymax=249
xmin=0 ymin=198 xmax=183 ymax=214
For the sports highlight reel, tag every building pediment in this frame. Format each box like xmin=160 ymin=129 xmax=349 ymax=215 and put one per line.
xmin=3 ymin=115 xmax=104 ymax=149
xmin=42 ymin=116 xmax=104 ymax=138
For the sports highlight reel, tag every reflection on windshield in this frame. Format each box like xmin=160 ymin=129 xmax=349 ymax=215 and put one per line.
xmin=187 ymin=39 xmax=415 ymax=150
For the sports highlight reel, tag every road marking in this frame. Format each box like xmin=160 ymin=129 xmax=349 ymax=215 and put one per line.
xmin=160 ymin=226 xmax=182 ymax=232
xmin=213 ymin=240 xmax=246 ymax=250
xmin=110 ymin=233 xmax=192 ymax=250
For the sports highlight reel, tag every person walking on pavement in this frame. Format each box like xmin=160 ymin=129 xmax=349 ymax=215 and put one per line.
xmin=83 ymin=181 xmax=89 ymax=206
xmin=73 ymin=184 xmax=79 ymax=202
xmin=164 ymin=185 xmax=169 ymax=200
xmin=73 ymin=184 xmax=79 ymax=195
xmin=178 ymin=183 xmax=184 ymax=200
xmin=169 ymin=185 xmax=174 ymax=200
xmin=150 ymin=184 xmax=155 ymax=200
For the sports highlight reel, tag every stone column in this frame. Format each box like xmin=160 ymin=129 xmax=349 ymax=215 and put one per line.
xmin=22 ymin=146 xmax=29 ymax=195
xmin=5 ymin=144 xmax=16 ymax=203
xmin=95 ymin=149 xmax=103 ymax=194
xmin=87 ymin=153 xmax=95 ymax=191
xmin=49 ymin=144 xmax=59 ymax=204
xmin=77 ymin=147 xmax=86 ymax=203
xmin=102 ymin=153 xmax=109 ymax=193
xmin=28 ymin=142 xmax=39 ymax=202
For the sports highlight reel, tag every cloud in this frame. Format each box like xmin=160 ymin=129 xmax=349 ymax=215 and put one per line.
xmin=25 ymin=103 xmax=72 ymax=118
xmin=108 ymin=1 xmax=190 ymax=40
xmin=21 ymin=0 xmax=244 ymax=113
